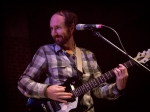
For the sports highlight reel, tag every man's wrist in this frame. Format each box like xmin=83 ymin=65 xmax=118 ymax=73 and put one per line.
xmin=115 ymin=85 xmax=125 ymax=94
xmin=44 ymin=85 xmax=50 ymax=97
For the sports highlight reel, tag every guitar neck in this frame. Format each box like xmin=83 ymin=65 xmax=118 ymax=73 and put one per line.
xmin=72 ymin=59 xmax=135 ymax=97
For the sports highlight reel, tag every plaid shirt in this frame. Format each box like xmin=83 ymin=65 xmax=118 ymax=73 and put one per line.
xmin=18 ymin=43 xmax=122 ymax=112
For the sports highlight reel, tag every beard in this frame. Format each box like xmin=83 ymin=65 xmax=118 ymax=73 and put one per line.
xmin=53 ymin=31 xmax=72 ymax=46
xmin=54 ymin=36 xmax=64 ymax=45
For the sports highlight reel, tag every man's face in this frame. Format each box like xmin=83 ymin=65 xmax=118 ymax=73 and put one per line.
xmin=50 ymin=14 xmax=72 ymax=46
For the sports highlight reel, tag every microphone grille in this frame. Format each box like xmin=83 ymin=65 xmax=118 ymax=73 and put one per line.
xmin=76 ymin=24 xmax=84 ymax=30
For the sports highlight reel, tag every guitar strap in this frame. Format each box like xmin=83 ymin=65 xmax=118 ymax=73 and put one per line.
xmin=75 ymin=47 xmax=83 ymax=72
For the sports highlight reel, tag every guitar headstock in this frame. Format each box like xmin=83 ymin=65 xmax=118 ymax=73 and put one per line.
xmin=134 ymin=49 xmax=150 ymax=64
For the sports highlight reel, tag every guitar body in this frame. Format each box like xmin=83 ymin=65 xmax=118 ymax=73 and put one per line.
xmin=26 ymin=76 xmax=87 ymax=112
xmin=26 ymin=98 xmax=60 ymax=112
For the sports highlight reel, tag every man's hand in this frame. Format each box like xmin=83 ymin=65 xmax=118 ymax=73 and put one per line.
xmin=113 ymin=64 xmax=129 ymax=90
xmin=46 ymin=85 xmax=73 ymax=103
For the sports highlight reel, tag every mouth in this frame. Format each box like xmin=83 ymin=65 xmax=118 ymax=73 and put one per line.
xmin=54 ymin=36 xmax=62 ymax=43
xmin=55 ymin=35 xmax=61 ymax=39
xmin=55 ymin=36 xmax=61 ymax=40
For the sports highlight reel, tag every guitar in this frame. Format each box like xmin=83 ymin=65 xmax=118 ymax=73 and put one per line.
xmin=26 ymin=49 xmax=150 ymax=112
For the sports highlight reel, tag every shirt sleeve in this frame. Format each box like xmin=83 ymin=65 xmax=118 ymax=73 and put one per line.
xmin=18 ymin=46 xmax=49 ymax=99
xmin=89 ymin=52 xmax=124 ymax=100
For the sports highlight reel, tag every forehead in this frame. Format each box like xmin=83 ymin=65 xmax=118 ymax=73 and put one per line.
xmin=50 ymin=14 xmax=65 ymax=26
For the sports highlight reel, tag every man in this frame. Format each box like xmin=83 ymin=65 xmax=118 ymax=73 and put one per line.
xmin=18 ymin=10 xmax=128 ymax=112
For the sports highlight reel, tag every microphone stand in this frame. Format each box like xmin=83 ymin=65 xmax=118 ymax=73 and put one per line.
xmin=91 ymin=29 xmax=150 ymax=74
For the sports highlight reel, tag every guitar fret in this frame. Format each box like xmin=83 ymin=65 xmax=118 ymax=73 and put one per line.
xmin=93 ymin=79 xmax=98 ymax=87
xmin=109 ymin=70 xmax=113 ymax=77
xmin=129 ymin=60 xmax=133 ymax=66
xmin=90 ymin=79 xmax=98 ymax=88
xmin=107 ymin=71 xmax=110 ymax=78
xmin=88 ymin=83 xmax=91 ymax=88
xmin=123 ymin=62 xmax=128 ymax=68
xmin=85 ymin=83 xmax=91 ymax=90
xmin=72 ymin=83 xmax=81 ymax=96
xmin=74 ymin=86 xmax=81 ymax=97
xmin=84 ymin=83 xmax=91 ymax=94
xmin=90 ymin=81 xmax=94 ymax=88
xmin=77 ymin=84 xmax=87 ymax=96
xmin=88 ymin=82 xmax=93 ymax=90
xmin=127 ymin=62 xmax=131 ymax=68
xmin=108 ymin=71 xmax=112 ymax=78
xmin=95 ymin=77 xmax=101 ymax=85
xmin=76 ymin=87 xmax=82 ymax=96
xmin=98 ymin=76 xmax=105 ymax=83
xmin=73 ymin=90 xmax=77 ymax=97
xmin=98 ymin=76 xmax=103 ymax=82
xmin=79 ymin=85 xmax=85 ymax=95
xmin=81 ymin=84 xmax=88 ymax=95
xmin=105 ymin=73 xmax=109 ymax=79
xmin=102 ymin=74 xmax=107 ymax=81
xmin=81 ymin=87 xmax=85 ymax=95
xmin=82 ymin=84 xmax=89 ymax=95
xmin=110 ymin=70 xmax=114 ymax=78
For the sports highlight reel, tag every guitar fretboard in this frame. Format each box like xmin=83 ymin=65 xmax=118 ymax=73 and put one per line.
xmin=72 ymin=59 xmax=135 ymax=97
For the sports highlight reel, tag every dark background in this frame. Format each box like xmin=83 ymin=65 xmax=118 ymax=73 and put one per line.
xmin=1 ymin=1 xmax=150 ymax=112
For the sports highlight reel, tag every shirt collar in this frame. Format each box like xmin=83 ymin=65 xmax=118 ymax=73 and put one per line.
xmin=54 ymin=43 xmax=77 ymax=55
xmin=54 ymin=44 xmax=62 ymax=53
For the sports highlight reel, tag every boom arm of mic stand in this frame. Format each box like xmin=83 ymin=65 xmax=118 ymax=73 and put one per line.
xmin=92 ymin=30 xmax=150 ymax=73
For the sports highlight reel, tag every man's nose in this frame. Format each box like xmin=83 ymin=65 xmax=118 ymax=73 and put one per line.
xmin=51 ymin=29 xmax=58 ymax=36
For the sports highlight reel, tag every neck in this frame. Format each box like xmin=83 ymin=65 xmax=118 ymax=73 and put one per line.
xmin=63 ymin=36 xmax=75 ymax=50
xmin=62 ymin=36 xmax=75 ymax=55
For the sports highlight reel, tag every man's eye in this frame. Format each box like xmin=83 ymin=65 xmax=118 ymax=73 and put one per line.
xmin=57 ymin=27 xmax=61 ymax=29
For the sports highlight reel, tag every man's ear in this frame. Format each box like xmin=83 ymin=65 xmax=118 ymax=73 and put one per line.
xmin=70 ymin=23 xmax=75 ymax=32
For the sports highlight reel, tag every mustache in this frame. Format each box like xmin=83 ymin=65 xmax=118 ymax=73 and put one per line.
xmin=54 ymin=35 xmax=62 ymax=38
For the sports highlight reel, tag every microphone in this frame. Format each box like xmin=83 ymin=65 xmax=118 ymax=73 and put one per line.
xmin=76 ymin=24 xmax=103 ymax=30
